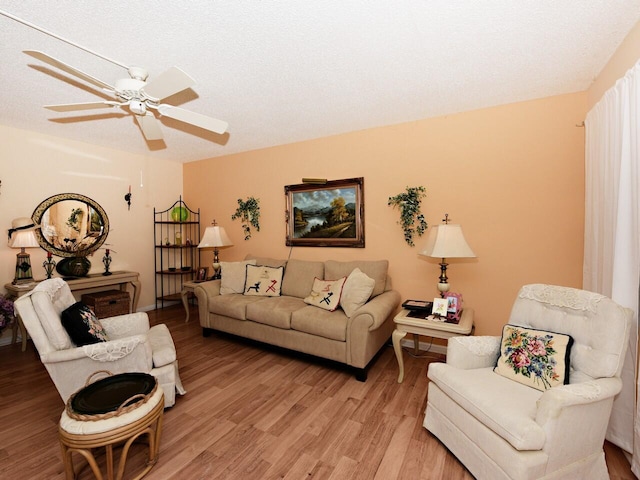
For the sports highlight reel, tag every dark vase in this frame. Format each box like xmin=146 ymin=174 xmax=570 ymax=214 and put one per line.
xmin=56 ymin=256 xmax=91 ymax=277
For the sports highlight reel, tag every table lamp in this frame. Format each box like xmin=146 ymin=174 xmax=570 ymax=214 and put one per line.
xmin=419 ymin=214 xmax=475 ymax=297
xmin=8 ymin=217 xmax=41 ymax=284
xmin=197 ymin=220 xmax=233 ymax=279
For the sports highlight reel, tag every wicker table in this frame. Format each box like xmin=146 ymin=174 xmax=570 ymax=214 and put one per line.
xmin=59 ymin=373 xmax=164 ymax=480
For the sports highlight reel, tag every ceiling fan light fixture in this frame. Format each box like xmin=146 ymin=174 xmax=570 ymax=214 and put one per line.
xmin=129 ymin=100 xmax=146 ymax=115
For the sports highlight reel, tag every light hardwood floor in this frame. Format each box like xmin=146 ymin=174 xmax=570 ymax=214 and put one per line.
xmin=0 ymin=304 xmax=634 ymax=479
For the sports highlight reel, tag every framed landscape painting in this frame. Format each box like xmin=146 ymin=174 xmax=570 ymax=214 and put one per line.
xmin=285 ymin=177 xmax=365 ymax=247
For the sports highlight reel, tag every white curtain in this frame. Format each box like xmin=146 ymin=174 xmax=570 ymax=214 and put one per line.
xmin=584 ymin=60 xmax=640 ymax=475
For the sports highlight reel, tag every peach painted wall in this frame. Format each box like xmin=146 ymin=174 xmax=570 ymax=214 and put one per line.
xmin=185 ymin=92 xmax=586 ymax=336
xmin=0 ymin=124 xmax=183 ymax=311
xmin=588 ymin=19 xmax=640 ymax=109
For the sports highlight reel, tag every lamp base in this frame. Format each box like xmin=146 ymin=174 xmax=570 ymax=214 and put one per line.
xmin=13 ymin=251 xmax=33 ymax=285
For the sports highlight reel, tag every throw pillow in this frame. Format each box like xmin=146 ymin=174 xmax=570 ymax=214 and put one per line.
xmin=304 ymin=277 xmax=347 ymax=312
xmin=340 ymin=268 xmax=375 ymax=317
xmin=61 ymin=301 xmax=108 ymax=346
xmin=494 ymin=324 xmax=573 ymax=391
xmin=243 ymin=265 xmax=284 ymax=296
xmin=219 ymin=260 xmax=257 ymax=295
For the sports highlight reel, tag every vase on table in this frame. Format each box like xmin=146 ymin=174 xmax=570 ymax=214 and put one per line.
xmin=56 ymin=256 xmax=91 ymax=277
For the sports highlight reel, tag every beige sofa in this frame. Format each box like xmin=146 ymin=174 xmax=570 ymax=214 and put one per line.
xmin=195 ymin=257 xmax=400 ymax=380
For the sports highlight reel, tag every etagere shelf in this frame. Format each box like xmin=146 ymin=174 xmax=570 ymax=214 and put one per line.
xmin=154 ymin=197 xmax=200 ymax=309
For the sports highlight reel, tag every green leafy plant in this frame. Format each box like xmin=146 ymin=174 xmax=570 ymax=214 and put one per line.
xmin=388 ymin=186 xmax=428 ymax=246
xmin=231 ymin=197 xmax=261 ymax=240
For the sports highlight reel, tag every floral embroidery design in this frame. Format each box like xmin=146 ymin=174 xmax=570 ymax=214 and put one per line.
xmin=501 ymin=326 xmax=560 ymax=390
xmin=80 ymin=306 xmax=108 ymax=342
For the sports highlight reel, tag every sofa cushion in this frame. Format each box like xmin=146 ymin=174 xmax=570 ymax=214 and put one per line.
xmin=243 ymin=265 xmax=284 ymax=297
xmin=494 ymin=324 xmax=573 ymax=391
xmin=281 ymin=259 xmax=324 ymax=298
xmin=340 ymin=268 xmax=375 ymax=317
xmin=246 ymin=296 xmax=306 ymax=329
xmin=304 ymin=277 xmax=347 ymax=311
xmin=61 ymin=301 xmax=109 ymax=346
xmin=219 ymin=260 xmax=257 ymax=295
xmin=291 ymin=305 xmax=348 ymax=341
xmin=208 ymin=294 xmax=264 ymax=319
xmin=324 ymin=260 xmax=388 ymax=297
xmin=428 ymin=363 xmax=545 ymax=451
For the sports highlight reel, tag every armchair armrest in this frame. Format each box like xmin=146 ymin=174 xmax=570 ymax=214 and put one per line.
xmin=446 ymin=335 xmax=501 ymax=369
xmin=40 ymin=334 xmax=150 ymax=363
xmin=535 ymin=377 xmax=623 ymax=465
xmin=101 ymin=312 xmax=150 ymax=339
xmin=535 ymin=377 xmax=622 ymax=425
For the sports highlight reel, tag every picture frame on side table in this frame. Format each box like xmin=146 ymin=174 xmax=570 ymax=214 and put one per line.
xmin=196 ymin=267 xmax=208 ymax=282
xmin=432 ymin=298 xmax=449 ymax=317
xmin=285 ymin=177 xmax=365 ymax=247
xmin=444 ymin=292 xmax=463 ymax=321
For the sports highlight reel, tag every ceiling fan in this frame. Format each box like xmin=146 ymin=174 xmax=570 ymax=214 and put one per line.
xmin=1 ymin=9 xmax=228 ymax=143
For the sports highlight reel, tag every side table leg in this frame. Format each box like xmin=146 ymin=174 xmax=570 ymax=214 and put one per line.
xmin=181 ymin=289 xmax=190 ymax=322
xmin=392 ymin=329 xmax=408 ymax=383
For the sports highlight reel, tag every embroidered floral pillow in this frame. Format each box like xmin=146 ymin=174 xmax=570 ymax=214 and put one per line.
xmin=494 ymin=325 xmax=573 ymax=391
xmin=61 ymin=301 xmax=109 ymax=346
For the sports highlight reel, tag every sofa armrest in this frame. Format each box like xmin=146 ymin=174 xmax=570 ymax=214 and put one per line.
xmin=446 ymin=336 xmax=501 ymax=369
xmin=350 ymin=290 xmax=401 ymax=331
xmin=194 ymin=279 xmax=221 ymax=298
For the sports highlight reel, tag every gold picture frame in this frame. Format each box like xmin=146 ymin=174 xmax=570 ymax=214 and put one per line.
xmin=285 ymin=177 xmax=365 ymax=247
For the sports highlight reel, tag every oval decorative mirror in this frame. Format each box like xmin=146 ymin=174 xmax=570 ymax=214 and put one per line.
xmin=32 ymin=193 xmax=109 ymax=258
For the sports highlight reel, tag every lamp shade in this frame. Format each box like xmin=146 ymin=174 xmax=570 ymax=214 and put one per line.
xmin=419 ymin=224 xmax=475 ymax=259
xmin=9 ymin=230 xmax=40 ymax=249
xmin=198 ymin=226 xmax=233 ymax=249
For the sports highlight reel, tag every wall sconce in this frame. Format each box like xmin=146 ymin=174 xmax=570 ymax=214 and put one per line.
xmin=419 ymin=214 xmax=476 ymax=297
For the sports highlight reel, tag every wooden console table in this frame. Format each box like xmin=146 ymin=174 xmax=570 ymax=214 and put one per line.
xmin=5 ymin=271 xmax=141 ymax=352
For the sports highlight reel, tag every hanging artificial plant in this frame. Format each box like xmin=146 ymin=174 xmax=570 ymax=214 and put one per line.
xmin=231 ymin=196 xmax=261 ymax=240
xmin=388 ymin=186 xmax=428 ymax=246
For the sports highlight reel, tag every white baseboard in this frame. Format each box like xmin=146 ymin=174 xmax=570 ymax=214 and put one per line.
xmin=399 ymin=338 xmax=448 ymax=356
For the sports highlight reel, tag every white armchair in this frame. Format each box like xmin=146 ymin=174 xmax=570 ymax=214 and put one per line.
xmin=14 ymin=278 xmax=185 ymax=408
xmin=424 ymin=284 xmax=633 ymax=480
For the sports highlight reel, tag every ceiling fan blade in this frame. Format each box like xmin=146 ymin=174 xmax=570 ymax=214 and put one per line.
xmin=24 ymin=50 xmax=115 ymax=90
xmin=156 ymin=104 xmax=228 ymax=134
xmin=141 ymin=67 xmax=195 ymax=101
xmin=45 ymin=101 xmax=123 ymax=112
xmin=134 ymin=113 xmax=164 ymax=141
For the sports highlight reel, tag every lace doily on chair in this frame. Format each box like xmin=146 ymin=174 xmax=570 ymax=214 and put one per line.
xmin=82 ymin=338 xmax=141 ymax=362
xmin=519 ymin=284 xmax=604 ymax=313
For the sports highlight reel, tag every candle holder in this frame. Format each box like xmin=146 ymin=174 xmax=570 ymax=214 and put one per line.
xmin=43 ymin=253 xmax=56 ymax=279
xmin=102 ymin=249 xmax=113 ymax=276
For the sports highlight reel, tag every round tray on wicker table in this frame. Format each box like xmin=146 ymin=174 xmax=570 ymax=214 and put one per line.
xmin=67 ymin=372 xmax=157 ymax=419
xmin=59 ymin=372 xmax=164 ymax=480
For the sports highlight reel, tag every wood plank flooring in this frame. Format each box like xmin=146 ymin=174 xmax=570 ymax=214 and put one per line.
xmin=0 ymin=304 xmax=634 ymax=479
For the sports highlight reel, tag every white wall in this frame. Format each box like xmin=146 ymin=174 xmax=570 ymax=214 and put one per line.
xmin=0 ymin=124 xmax=183 ymax=311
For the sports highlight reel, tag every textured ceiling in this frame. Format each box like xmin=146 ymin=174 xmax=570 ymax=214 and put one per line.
xmin=1 ymin=1 xmax=639 ymax=163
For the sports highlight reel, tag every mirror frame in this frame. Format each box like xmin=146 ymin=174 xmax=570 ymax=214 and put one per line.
xmin=32 ymin=193 xmax=109 ymax=258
